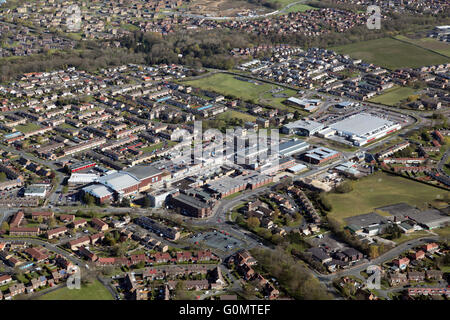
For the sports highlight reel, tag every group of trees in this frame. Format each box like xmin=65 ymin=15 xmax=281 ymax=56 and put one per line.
xmin=120 ymin=29 xmax=248 ymax=71
xmin=251 ymin=247 xmax=333 ymax=300
xmin=335 ymin=181 xmax=354 ymax=194
xmin=327 ymin=217 xmax=392 ymax=259
xmin=384 ymin=224 xmax=402 ymax=240
xmin=309 ymin=191 xmax=333 ymax=213
xmin=0 ymin=44 xmax=146 ymax=82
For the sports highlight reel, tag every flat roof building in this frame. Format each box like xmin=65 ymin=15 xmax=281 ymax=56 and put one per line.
xmin=125 ymin=165 xmax=165 ymax=192
xmin=68 ymin=173 xmax=99 ymax=184
xmin=281 ymin=119 xmax=324 ymax=136
xmin=169 ymin=193 xmax=213 ymax=218
xmin=279 ymin=139 xmax=310 ymax=157
xmin=302 ymin=147 xmax=340 ymax=164
xmin=98 ymin=172 xmax=140 ymax=197
xmin=408 ymin=209 xmax=450 ymax=229
xmin=330 ymin=113 xmax=401 ymax=146
xmin=134 ymin=216 xmax=180 ymax=241
xmin=83 ymin=184 xmax=113 ymax=204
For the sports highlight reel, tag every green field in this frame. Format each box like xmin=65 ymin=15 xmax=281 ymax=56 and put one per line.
xmin=15 ymin=123 xmax=42 ymax=133
xmin=37 ymin=280 xmax=113 ymax=300
xmin=395 ymin=35 xmax=450 ymax=57
xmin=141 ymin=141 xmax=177 ymax=153
xmin=327 ymin=172 xmax=449 ymax=223
xmin=184 ymin=73 xmax=297 ymax=110
xmin=369 ymin=86 xmax=417 ymax=106
xmin=266 ymin=0 xmax=318 ymax=12
xmin=217 ymin=110 xmax=257 ymax=122
xmin=331 ymin=37 xmax=449 ymax=70
xmin=285 ymin=3 xmax=317 ymax=12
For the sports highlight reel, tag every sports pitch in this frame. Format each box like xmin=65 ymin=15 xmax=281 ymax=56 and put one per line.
xmin=331 ymin=37 xmax=449 ymax=70
xmin=326 ymin=172 xmax=449 ymax=223
xmin=184 ymin=73 xmax=297 ymax=110
xmin=369 ymin=86 xmax=417 ymax=106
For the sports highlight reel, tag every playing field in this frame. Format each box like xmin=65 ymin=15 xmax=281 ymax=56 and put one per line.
xmin=184 ymin=73 xmax=297 ymax=109
xmin=331 ymin=37 xmax=449 ymax=70
xmin=37 ymin=280 xmax=113 ymax=300
xmin=395 ymin=35 xmax=450 ymax=57
xmin=369 ymin=86 xmax=417 ymax=106
xmin=327 ymin=172 xmax=449 ymax=223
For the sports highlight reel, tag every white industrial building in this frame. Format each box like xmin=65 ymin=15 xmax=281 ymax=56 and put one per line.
xmin=68 ymin=173 xmax=99 ymax=184
xmin=329 ymin=113 xmax=401 ymax=146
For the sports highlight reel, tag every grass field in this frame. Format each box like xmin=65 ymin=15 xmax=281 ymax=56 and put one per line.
xmin=327 ymin=172 xmax=449 ymax=223
xmin=285 ymin=3 xmax=317 ymax=12
xmin=217 ymin=110 xmax=257 ymax=122
xmin=140 ymin=141 xmax=177 ymax=153
xmin=433 ymin=227 xmax=450 ymax=240
xmin=395 ymin=35 xmax=450 ymax=57
xmin=15 ymin=123 xmax=42 ymax=133
xmin=37 ymin=280 xmax=113 ymax=300
xmin=184 ymin=73 xmax=297 ymax=110
xmin=369 ymin=86 xmax=417 ymax=106
xmin=331 ymin=38 xmax=449 ymax=70
xmin=392 ymin=230 xmax=431 ymax=245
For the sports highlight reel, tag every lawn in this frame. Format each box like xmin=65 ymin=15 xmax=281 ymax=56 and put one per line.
xmin=140 ymin=141 xmax=177 ymax=153
xmin=184 ymin=73 xmax=297 ymax=109
xmin=331 ymin=37 xmax=449 ymax=70
xmin=14 ymin=123 xmax=42 ymax=133
xmin=37 ymin=280 xmax=113 ymax=300
xmin=391 ymin=230 xmax=431 ymax=245
xmin=369 ymin=86 xmax=417 ymax=106
xmin=326 ymin=172 xmax=449 ymax=223
xmin=433 ymin=226 xmax=450 ymax=240
xmin=394 ymin=35 xmax=450 ymax=57
xmin=285 ymin=3 xmax=318 ymax=13
xmin=217 ymin=110 xmax=256 ymax=122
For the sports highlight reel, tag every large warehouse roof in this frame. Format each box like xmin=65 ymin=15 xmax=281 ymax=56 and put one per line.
xmin=125 ymin=165 xmax=161 ymax=180
xmin=83 ymin=184 xmax=113 ymax=198
xmin=409 ymin=209 xmax=450 ymax=229
xmin=98 ymin=172 xmax=140 ymax=192
xmin=330 ymin=113 xmax=396 ymax=138
xmin=279 ymin=139 xmax=310 ymax=157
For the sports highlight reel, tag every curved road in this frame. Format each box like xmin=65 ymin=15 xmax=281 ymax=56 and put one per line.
xmin=437 ymin=147 xmax=450 ymax=179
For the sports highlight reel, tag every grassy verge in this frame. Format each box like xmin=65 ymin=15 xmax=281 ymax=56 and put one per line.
xmin=36 ymin=280 xmax=113 ymax=300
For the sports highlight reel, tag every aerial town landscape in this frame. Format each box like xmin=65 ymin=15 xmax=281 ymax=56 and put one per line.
xmin=0 ymin=0 xmax=448 ymax=306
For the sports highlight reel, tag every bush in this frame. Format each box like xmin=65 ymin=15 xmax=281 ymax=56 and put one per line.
xmin=335 ymin=181 xmax=353 ymax=194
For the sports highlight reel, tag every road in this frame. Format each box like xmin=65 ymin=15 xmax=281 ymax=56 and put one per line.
xmin=437 ymin=147 xmax=450 ymax=179
xmin=311 ymin=236 xmax=438 ymax=281
xmin=0 ymin=236 xmax=85 ymax=267
xmin=0 ymin=144 xmax=66 ymax=207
